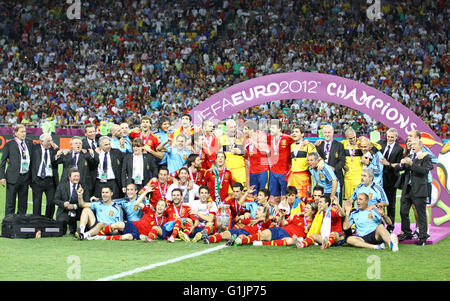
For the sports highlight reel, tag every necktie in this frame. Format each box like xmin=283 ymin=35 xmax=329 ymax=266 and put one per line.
xmin=40 ymin=149 xmax=48 ymax=178
xmin=412 ymin=153 xmax=416 ymax=162
xmin=71 ymin=184 xmax=78 ymax=203
xmin=91 ymin=140 xmax=96 ymax=150
xmin=72 ymin=152 xmax=78 ymax=167
xmin=326 ymin=142 xmax=330 ymax=153
xmin=103 ymin=152 xmax=108 ymax=173
xmin=384 ymin=145 xmax=391 ymax=159
xmin=20 ymin=141 xmax=26 ymax=159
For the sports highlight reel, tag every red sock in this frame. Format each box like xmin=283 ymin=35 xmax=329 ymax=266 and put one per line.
xmin=303 ymin=236 xmax=315 ymax=247
xmin=183 ymin=221 xmax=191 ymax=235
xmin=106 ymin=235 xmax=122 ymax=240
xmin=172 ymin=219 xmax=182 ymax=237
xmin=209 ymin=234 xmax=222 ymax=243
xmin=147 ymin=228 xmax=158 ymax=240
xmin=327 ymin=234 xmax=336 ymax=247
xmin=204 ymin=225 xmax=212 ymax=235
xmin=268 ymin=239 xmax=287 ymax=246
xmin=99 ymin=225 xmax=113 ymax=235
xmin=242 ymin=233 xmax=260 ymax=245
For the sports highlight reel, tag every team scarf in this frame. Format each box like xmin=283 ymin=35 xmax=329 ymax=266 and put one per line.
xmin=307 ymin=210 xmax=324 ymax=237
xmin=212 ymin=163 xmax=221 ymax=205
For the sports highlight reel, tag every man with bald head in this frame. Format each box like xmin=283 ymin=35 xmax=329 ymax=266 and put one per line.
xmin=110 ymin=124 xmax=132 ymax=154
xmin=359 ymin=136 xmax=384 ymax=186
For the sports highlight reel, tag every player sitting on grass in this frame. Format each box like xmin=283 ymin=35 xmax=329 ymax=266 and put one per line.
xmin=90 ymin=189 xmax=167 ymax=241
xmin=235 ymin=201 xmax=318 ymax=246
xmin=165 ymin=188 xmax=199 ymax=242
xmin=294 ymin=195 xmax=345 ymax=249
xmin=343 ymin=192 xmax=398 ymax=251
xmin=140 ymin=199 xmax=170 ymax=242
xmin=189 ymin=185 xmax=218 ymax=242
xmin=201 ymin=205 xmax=272 ymax=245
xmin=74 ymin=186 xmax=124 ymax=240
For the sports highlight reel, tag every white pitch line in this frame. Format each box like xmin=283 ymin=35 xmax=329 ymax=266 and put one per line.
xmin=96 ymin=244 xmax=227 ymax=281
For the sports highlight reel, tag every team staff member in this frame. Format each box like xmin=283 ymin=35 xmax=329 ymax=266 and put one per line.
xmin=121 ymin=138 xmax=158 ymax=192
xmin=30 ymin=133 xmax=59 ymax=218
xmin=315 ymin=125 xmax=346 ymax=204
xmin=54 ymin=168 xmax=90 ymax=235
xmin=0 ymin=124 xmax=34 ymax=215
xmin=393 ymin=139 xmax=433 ymax=246
xmin=344 ymin=193 xmax=398 ymax=251
xmin=82 ymin=123 xmax=100 ymax=196
xmin=378 ymin=128 xmax=404 ymax=232
xmin=93 ymin=136 xmax=124 ymax=199
xmin=55 ymin=136 xmax=96 ymax=194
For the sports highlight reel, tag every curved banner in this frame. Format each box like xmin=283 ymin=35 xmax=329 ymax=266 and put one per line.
xmin=189 ymin=72 xmax=449 ymax=239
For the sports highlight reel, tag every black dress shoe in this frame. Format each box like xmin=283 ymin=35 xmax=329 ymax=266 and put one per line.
xmin=398 ymin=233 xmax=413 ymax=241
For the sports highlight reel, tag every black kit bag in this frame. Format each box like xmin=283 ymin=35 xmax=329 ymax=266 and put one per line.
xmin=1 ymin=214 xmax=64 ymax=238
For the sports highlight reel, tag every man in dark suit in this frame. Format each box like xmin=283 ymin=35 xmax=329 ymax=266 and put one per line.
xmin=30 ymin=133 xmax=59 ymax=218
xmin=393 ymin=139 xmax=433 ymax=245
xmin=54 ymin=168 xmax=91 ymax=235
xmin=0 ymin=124 xmax=34 ymax=215
xmin=81 ymin=123 xmax=100 ymax=151
xmin=93 ymin=136 xmax=124 ymax=199
xmin=121 ymin=138 xmax=158 ymax=193
xmin=56 ymin=136 xmax=96 ymax=195
xmin=315 ymin=125 xmax=346 ymax=204
xmin=378 ymin=128 xmax=404 ymax=232
xmin=82 ymin=124 xmax=100 ymax=196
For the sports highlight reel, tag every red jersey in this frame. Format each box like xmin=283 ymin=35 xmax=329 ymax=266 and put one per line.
xmin=188 ymin=167 xmax=208 ymax=187
xmin=245 ymin=131 xmax=270 ymax=173
xmin=132 ymin=206 xmax=167 ymax=235
xmin=129 ymin=129 xmax=161 ymax=151
xmin=235 ymin=218 xmax=272 ymax=234
xmin=148 ymin=179 xmax=173 ymax=208
xmin=194 ymin=149 xmax=211 ymax=170
xmin=205 ymin=168 xmax=234 ymax=202
xmin=223 ymin=195 xmax=254 ymax=220
xmin=267 ymin=134 xmax=294 ymax=174
xmin=202 ymin=133 xmax=219 ymax=167
xmin=328 ymin=206 xmax=344 ymax=235
xmin=281 ymin=215 xmax=313 ymax=238
xmin=166 ymin=203 xmax=198 ymax=222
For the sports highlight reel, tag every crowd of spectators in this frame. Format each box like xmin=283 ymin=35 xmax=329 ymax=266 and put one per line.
xmin=0 ymin=0 xmax=448 ymax=137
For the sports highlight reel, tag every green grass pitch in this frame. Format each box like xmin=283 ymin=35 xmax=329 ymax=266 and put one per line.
xmin=0 ymin=163 xmax=449 ymax=281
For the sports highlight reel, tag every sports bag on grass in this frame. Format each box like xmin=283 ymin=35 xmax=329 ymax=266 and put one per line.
xmin=1 ymin=214 xmax=64 ymax=238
